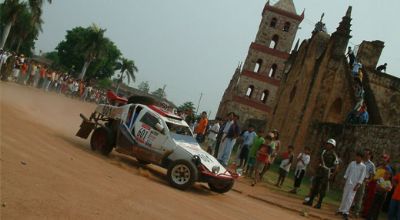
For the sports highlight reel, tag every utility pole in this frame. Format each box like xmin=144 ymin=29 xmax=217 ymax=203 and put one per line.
xmin=196 ymin=92 xmax=203 ymax=115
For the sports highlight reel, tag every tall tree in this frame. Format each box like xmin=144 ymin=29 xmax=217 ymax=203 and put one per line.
xmin=151 ymin=88 xmax=166 ymax=99
xmin=114 ymin=57 xmax=138 ymax=93
xmin=0 ymin=0 xmax=51 ymax=49
xmin=56 ymin=25 xmax=121 ymax=80
xmin=177 ymin=101 xmax=195 ymax=112
xmin=78 ymin=24 xmax=107 ymax=79
xmin=0 ymin=0 xmax=25 ymax=49
xmin=138 ymin=81 xmax=150 ymax=93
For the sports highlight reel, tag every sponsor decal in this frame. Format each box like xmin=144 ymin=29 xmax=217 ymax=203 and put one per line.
xmin=136 ymin=126 xmax=150 ymax=144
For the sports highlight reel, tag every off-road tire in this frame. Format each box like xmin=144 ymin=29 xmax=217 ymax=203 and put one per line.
xmin=208 ymin=180 xmax=234 ymax=194
xmin=167 ymin=160 xmax=198 ymax=190
xmin=90 ymin=127 xmax=115 ymax=156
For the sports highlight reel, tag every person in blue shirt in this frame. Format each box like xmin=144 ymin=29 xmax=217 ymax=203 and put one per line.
xmin=237 ymin=125 xmax=256 ymax=168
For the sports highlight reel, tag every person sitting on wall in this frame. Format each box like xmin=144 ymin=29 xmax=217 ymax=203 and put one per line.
xmin=347 ymin=46 xmax=355 ymax=67
xmin=376 ymin=63 xmax=387 ymax=73
xmin=359 ymin=104 xmax=369 ymax=124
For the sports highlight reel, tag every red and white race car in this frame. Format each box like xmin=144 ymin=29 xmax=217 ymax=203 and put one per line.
xmin=76 ymin=92 xmax=236 ymax=193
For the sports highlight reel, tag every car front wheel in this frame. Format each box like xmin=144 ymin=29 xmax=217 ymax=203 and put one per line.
xmin=167 ymin=160 xmax=197 ymax=190
xmin=208 ymin=180 xmax=234 ymax=194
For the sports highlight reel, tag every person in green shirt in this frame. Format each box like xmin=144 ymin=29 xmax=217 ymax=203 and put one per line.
xmin=245 ymin=129 xmax=265 ymax=177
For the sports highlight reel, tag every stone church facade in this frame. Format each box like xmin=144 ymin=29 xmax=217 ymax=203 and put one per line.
xmin=217 ymin=2 xmax=400 ymax=171
xmin=217 ymin=0 xmax=303 ymax=128
xmin=268 ymin=7 xmax=400 ymax=170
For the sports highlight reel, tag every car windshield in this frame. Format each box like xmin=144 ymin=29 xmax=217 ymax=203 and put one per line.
xmin=166 ymin=122 xmax=192 ymax=136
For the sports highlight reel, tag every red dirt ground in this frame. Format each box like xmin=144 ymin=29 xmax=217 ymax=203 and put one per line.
xmin=1 ymin=83 xmax=311 ymax=219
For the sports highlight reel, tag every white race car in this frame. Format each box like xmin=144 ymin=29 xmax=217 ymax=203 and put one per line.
xmin=76 ymin=92 xmax=236 ymax=193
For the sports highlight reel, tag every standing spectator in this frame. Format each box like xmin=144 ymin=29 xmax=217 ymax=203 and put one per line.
xmin=259 ymin=130 xmax=278 ymax=180
xmin=376 ymin=63 xmax=387 ymax=73
xmin=205 ymin=118 xmax=221 ymax=155
xmin=304 ymin=139 xmax=339 ymax=209
xmin=194 ymin=111 xmax=208 ymax=143
xmin=38 ymin=65 xmax=46 ymax=88
xmin=363 ymin=154 xmax=392 ymax=217
xmin=216 ymin=113 xmax=234 ymax=158
xmin=352 ymin=148 xmax=375 ymax=217
xmin=18 ymin=61 xmax=28 ymax=84
xmin=276 ymin=145 xmax=294 ymax=188
xmin=217 ymin=114 xmax=240 ymax=167
xmin=337 ymin=152 xmax=366 ymax=220
xmin=290 ymin=147 xmax=311 ymax=194
xmin=388 ymin=165 xmax=400 ymax=220
xmin=237 ymin=125 xmax=256 ymax=168
xmin=352 ymin=61 xmax=362 ymax=78
xmin=367 ymin=170 xmax=393 ymax=220
xmin=251 ymin=134 xmax=273 ymax=186
xmin=245 ymin=129 xmax=265 ymax=177
xmin=347 ymin=46 xmax=356 ymax=67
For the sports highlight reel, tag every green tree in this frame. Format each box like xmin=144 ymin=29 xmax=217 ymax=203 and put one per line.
xmin=114 ymin=57 xmax=138 ymax=93
xmin=177 ymin=101 xmax=195 ymax=112
xmin=151 ymin=88 xmax=166 ymax=99
xmin=56 ymin=25 xmax=121 ymax=80
xmin=0 ymin=0 xmax=26 ymax=49
xmin=0 ymin=0 xmax=51 ymax=50
xmin=138 ymin=81 xmax=150 ymax=93
xmin=97 ymin=78 xmax=112 ymax=89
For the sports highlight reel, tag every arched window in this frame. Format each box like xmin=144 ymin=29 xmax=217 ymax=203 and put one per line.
xmin=254 ymin=59 xmax=263 ymax=73
xmin=260 ymin=90 xmax=269 ymax=103
xmin=270 ymin=18 xmax=277 ymax=28
xmin=283 ymin=22 xmax=291 ymax=32
xmin=245 ymin=85 xmax=254 ymax=98
xmin=268 ymin=64 xmax=277 ymax=78
xmin=269 ymin=35 xmax=279 ymax=49
xmin=289 ymin=86 xmax=297 ymax=103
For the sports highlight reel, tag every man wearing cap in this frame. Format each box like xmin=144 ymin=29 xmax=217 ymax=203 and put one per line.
xmin=304 ymin=138 xmax=339 ymax=209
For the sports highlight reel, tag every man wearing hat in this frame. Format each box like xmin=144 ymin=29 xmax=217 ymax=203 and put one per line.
xmin=304 ymin=138 xmax=339 ymax=209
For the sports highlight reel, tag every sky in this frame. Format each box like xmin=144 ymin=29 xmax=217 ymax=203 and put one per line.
xmin=35 ymin=0 xmax=400 ymax=118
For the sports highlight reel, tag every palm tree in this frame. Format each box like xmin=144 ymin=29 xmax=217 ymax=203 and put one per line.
xmin=0 ymin=0 xmax=25 ymax=49
xmin=78 ymin=24 xmax=107 ymax=80
xmin=0 ymin=0 xmax=51 ymax=50
xmin=114 ymin=57 xmax=138 ymax=93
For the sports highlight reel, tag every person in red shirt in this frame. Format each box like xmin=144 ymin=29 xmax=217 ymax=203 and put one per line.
xmin=388 ymin=165 xmax=400 ymax=220
xmin=251 ymin=133 xmax=273 ymax=186
xmin=194 ymin=111 xmax=208 ymax=143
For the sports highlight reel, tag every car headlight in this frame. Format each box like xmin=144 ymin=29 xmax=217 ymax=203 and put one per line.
xmin=192 ymin=155 xmax=201 ymax=165
xmin=212 ymin=165 xmax=220 ymax=174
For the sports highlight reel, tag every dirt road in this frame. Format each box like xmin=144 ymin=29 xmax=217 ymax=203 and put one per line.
xmin=1 ymin=83 xmax=304 ymax=219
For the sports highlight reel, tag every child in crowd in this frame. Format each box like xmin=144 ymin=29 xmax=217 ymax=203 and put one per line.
xmin=276 ymin=145 xmax=294 ymax=187
xmin=245 ymin=130 xmax=265 ymax=177
xmin=367 ymin=170 xmax=392 ymax=220
xmin=251 ymin=134 xmax=273 ymax=186
xmin=290 ymin=147 xmax=311 ymax=194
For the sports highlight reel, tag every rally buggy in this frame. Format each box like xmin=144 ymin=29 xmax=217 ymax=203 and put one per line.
xmin=76 ymin=92 xmax=236 ymax=193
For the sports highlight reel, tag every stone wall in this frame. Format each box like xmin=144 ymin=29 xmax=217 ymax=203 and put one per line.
xmin=366 ymin=70 xmax=400 ymax=126
xmin=305 ymin=122 xmax=400 ymax=185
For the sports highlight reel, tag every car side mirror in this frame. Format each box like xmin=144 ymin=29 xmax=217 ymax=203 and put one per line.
xmin=155 ymin=123 xmax=165 ymax=134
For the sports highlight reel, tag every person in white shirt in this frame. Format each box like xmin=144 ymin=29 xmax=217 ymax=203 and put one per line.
xmin=290 ymin=147 xmax=311 ymax=194
xmin=206 ymin=118 xmax=221 ymax=156
xmin=337 ymin=152 xmax=366 ymax=220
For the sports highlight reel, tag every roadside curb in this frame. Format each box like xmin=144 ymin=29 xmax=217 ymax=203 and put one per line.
xmin=232 ymin=188 xmax=330 ymax=220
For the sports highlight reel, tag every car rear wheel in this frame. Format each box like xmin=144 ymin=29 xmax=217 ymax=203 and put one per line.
xmin=90 ymin=127 xmax=115 ymax=156
xmin=208 ymin=180 xmax=234 ymax=194
xmin=167 ymin=160 xmax=197 ymax=190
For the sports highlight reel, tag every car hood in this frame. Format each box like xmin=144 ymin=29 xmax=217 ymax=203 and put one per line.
xmin=171 ymin=134 xmax=227 ymax=174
